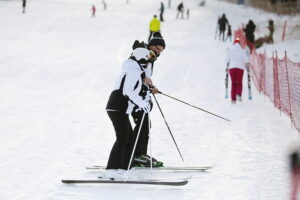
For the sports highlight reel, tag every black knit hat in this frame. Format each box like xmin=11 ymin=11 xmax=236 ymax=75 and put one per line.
xmin=148 ymin=32 xmax=166 ymax=49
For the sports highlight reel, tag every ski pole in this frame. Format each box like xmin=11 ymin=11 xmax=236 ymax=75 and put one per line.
xmin=148 ymin=113 xmax=153 ymax=169
xmin=127 ymin=111 xmax=146 ymax=171
xmin=225 ymin=70 xmax=229 ymax=99
xmin=157 ymin=90 xmax=231 ymax=122
xmin=152 ymin=94 xmax=184 ymax=162
xmin=246 ymin=67 xmax=252 ymax=100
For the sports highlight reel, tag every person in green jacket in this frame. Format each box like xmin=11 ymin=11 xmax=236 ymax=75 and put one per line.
xmin=148 ymin=15 xmax=161 ymax=42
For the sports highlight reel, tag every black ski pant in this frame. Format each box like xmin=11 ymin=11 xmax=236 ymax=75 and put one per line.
xmin=106 ymin=111 xmax=134 ymax=170
xmin=131 ymin=111 xmax=149 ymax=157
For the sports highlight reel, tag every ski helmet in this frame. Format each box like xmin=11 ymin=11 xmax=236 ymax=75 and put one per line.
xmin=132 ymin=48 xmax=150 ymax=64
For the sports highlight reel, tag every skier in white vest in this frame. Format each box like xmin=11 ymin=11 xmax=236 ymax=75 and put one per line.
xmin=105 ymin=48 xmax=152 ymax=178
xmin=225 ymin=38 xmax=250 ymax=103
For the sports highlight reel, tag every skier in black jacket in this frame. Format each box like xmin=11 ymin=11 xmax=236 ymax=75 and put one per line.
xmin=218 ymin=14 xmax=228 ymax=41
xmin=131 ymin=32 xmax=166 ymax=167
xmin=244 ymin=19 xmax=256 ymax=51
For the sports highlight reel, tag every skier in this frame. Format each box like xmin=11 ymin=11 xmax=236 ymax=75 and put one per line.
xmin=218 ymin=14 xmax=229 ymax=41
xmin=244 ymin=19 xmax=256 ymax=52
xmin=186 ymin=9 xmax=190 ymax=19
xmin=225 ymin=38 xmax=250 ymax=104
xmin=22 ymin=0 xmax=26 ymax=14
xmin=131 ymin=32 xmax=166 ymax=167
xmin=148 ymin=15 xmax=161 ymax=42
xmin=267 ymin=19 xmax=274 ymax=44
xmin=102 ymin=0 xmax=107 ymax=10
xmin=290 ymin=150 xmax=300 ymax=200
xmin=105 ymin=48 xmax=152 ymax=178
xmin=159 ymin=2 xmax=165 ymax=22
xmin=91 ymin=5 xmax=96 ymax=17
xmin=176 ymin=2 xmax=184 ymax=19
xmin=226 ymin=24 xmax=232 ymax=42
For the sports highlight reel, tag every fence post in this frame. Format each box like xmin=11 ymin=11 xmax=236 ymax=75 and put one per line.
xmin=282 ymin=20 xmax=287 ymax=41
xmin=263 ymin=51 xmax=267 ymax=96
xmin=284 ymin=51 xmax=293 ymax=128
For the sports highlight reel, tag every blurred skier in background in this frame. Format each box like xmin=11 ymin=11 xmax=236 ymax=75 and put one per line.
xmin=102 ymin=0 xmax=107 ymax=10
xmin=159 ymin=2 xmax=165 ymax=22
xmin=218 ymin=14 xmax=229 ymax=41
xmin=244 ymin=19 xmax=256 ymax=52
xmin=91 ymin=5 xmax=96 ymax=17
xmin=176 ymin=2 xmax=184 ymax=19
xmin=227 ymin=24 xmax=232 ymax=42
xmin=290 ymin=150 xmax=300 ymax=200
xmin=225 ymin=38 xmax=250 ymax=104
xmin=22 ymin=0 xmax=26 ymax=14
xmin=148 ymin=15 xmax=161 ymax=42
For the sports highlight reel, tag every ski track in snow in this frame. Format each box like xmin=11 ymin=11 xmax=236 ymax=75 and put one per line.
xmin=0 ymin=0 xmax=300 ymax=199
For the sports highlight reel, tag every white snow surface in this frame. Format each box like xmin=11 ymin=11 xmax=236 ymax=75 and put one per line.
xmin=0 ymin=0 xmax=300 ymax=199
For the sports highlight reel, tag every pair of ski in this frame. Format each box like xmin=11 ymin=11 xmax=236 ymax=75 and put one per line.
xmin=225 ymin=68 xmax=252 ymax=100
xmin=61 ymin=165 xmax=212 ymax=186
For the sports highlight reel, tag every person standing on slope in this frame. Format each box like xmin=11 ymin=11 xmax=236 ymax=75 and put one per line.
xmin=130 ymin=32 xmax=166 ymax=167
xmin=148 ymin=15 xmax=161 ymax=42
xmin=225 ymin=38 xmax=250 ymax=104
xmin=105 ymin=48 xmax=152 ymax=178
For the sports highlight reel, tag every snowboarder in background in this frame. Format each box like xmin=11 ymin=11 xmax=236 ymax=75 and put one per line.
xmin=218 ymin=14 xmax=229 ymax=41
xmin=225 ymin=38 xmax=250 ymax=104
xmin=243 ymin=19 xmax=256 ymax=52
xmin=102 ymin=0 xmax=107 ymax=10
xmin=226 ymin=24 xmax=232 ymax=42
xmin=148 ymin=15 xmax=161 ymax=42
xmin=159 ymin=2 xmax=165 ymax=22
xmin=131 ymin=32 xmax=166 ymax=167
xmin=22 ymin=0 xmax=26 ymax=14
xmin=105 ymin=48 xmax=152 ymax=178
xmin=176 ymin=2 xmax=184 ymax=19
xmin=91 ymin=5 xmax=96 ymax=17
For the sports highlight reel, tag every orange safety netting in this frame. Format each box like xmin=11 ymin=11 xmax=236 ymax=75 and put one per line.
xmin=235 ymin=29 xmax=300 ymax=133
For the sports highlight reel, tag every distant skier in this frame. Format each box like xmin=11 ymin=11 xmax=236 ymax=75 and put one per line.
xmin=244 ymin=19 xmax=256 ymax=52
xmin=91 ymin=5 xmax=96 ymax=17
xmin=159 ymin=2 xmax=165 ymax=22
xmin=226 ymin=24 xmax=232 ymax=42
xmin=148 ymin=15 xmax=161 ymax=42
xmin=176 ymin=2 xmax=184 ymax=19
xmin=218 ymin=14 xmax=228 ymax=41
xmin=131 ymin=32 xmax=166 ymax=168
xmin=267 ymin=19 xmax=274 ymax=44
xmin=102 ymin=0 xmax=107 ymax=10
xmin=22 ymin=0 xmax=26 ymax=14
xmin=225 ymin=38 xmax=250 ymax=104
xmin=186 ymin=9 xmax=190 ymax=19
xmin=290 ymin=150 xmax=300 ymax=200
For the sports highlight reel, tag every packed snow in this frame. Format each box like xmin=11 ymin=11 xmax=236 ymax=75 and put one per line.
xmin=0 ymin=0 xmax=300 ymax=199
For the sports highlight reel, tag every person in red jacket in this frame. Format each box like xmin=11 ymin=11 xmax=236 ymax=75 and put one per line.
xmin=225 ymin=38 xmax=250 ymax=103
xmin=91 ymin=5 xmax=96 ymax=17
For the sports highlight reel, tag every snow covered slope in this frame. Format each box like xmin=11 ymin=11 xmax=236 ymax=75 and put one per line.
xmin=0 ymin=0 xmax=299 ymax=199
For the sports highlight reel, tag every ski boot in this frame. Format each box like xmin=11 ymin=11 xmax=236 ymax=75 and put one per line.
xmin=141 ymin=154 xmax=164 ymax=167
